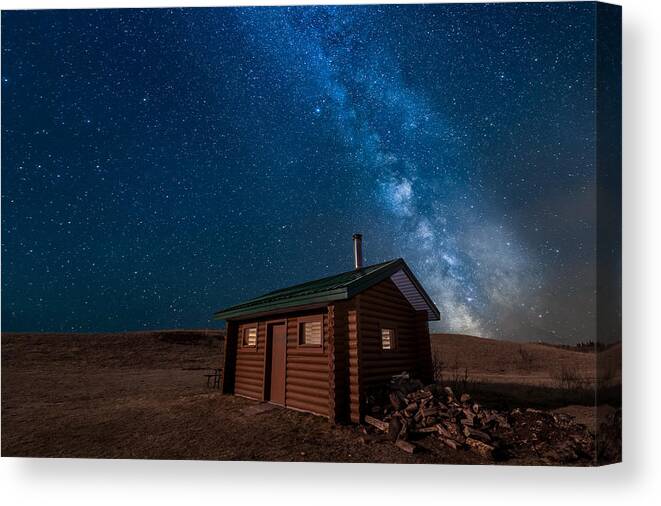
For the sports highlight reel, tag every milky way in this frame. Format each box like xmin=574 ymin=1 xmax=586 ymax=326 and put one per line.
xmin=1 ymin=4 xmax=618 ymax=342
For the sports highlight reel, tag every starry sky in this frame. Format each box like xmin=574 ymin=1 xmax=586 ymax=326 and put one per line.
xmin=1 ymin=3 xmax=620 ymax=343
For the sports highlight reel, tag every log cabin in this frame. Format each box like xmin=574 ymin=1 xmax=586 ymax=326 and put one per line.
xmin=213 ymin=234 xmax=440 ymax=423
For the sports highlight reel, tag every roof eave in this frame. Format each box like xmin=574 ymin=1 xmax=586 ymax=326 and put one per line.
xmin=213 ymin=288 xmax=349 ymax=320
xmin=400 ymin=263 xmax=441 ymax=321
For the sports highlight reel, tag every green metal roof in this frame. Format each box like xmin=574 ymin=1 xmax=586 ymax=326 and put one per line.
xmin=213 ymin=258 xmax=440 ymax=321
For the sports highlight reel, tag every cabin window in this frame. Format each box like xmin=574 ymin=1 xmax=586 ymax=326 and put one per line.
xmin=299 ymin=319 xmax=322 ymax=346
xmin=381 ymin=327 xmax=395 ymax=350
xmin=242 ymin=327 xmax=257 ymax=347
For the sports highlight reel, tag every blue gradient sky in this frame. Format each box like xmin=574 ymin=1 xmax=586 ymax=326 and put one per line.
xmin=1 ymin=4 xmax=617 ymax=342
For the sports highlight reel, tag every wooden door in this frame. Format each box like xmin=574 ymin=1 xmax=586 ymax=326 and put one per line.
xmin=269 ymin=324 xmax=287 ymax=405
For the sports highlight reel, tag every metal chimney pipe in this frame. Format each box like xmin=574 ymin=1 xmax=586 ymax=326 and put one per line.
xmin=353 ymin=234 xmax=363 ymax=270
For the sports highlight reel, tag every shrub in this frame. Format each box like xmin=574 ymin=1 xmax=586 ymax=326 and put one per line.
xmin=517 ymin=345 xmax=535 ymax=372
xmin=431 ymin=353 xmax=445 ymax=383
xmin=551 ymin=363 xmax=590 ymax=393
xmin=446 ymin=357 xmax=475 ymax=395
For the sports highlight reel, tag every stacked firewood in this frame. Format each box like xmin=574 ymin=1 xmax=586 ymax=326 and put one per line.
xmin=365 ymin=382 xmax=507 ymax=457
xmin=362 ymin=374 xmax=594 ymax=462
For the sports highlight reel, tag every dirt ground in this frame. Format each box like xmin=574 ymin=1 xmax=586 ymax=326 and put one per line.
xmin=1 ymin=331 xmax=619 ymax=464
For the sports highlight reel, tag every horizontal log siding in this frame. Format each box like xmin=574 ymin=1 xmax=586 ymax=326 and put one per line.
xmin=285 ymin=313 xmax=330 ymax=416
xmin=228 ymin=308 xmax=330 ymax=414
xmin=234 ymin=322 xmax=266 ymax=400
xmin=358 ymin=278 xmax=428 ymax=389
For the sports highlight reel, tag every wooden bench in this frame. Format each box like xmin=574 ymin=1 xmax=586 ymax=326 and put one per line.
xmin=204 ymin=368 xmax=222 ymax=389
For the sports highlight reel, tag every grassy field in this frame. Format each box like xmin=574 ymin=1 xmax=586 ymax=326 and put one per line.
xmin=1 ymin=330 xmax=620 ymax=464
xmin=431 ymin=333 xmax=621 ymax=387
xmin=431 ymin=333 xmax=621 ymax=430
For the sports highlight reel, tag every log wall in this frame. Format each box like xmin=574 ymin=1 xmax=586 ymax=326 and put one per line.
xmin=284 ymin=312 xmax=330 ymax=417
xmin=229 ymin=309 xmax=330 ymax=417
xmin=234 ymin=321 xmax=266 ymax=399
xmin=357 ymin=278 xmax=431 ymax=389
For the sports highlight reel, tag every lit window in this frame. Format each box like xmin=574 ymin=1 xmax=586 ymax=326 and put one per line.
xmin=243 ymin=327 xmax=257 ymax=347
xmin=300 ymin=320 xmax=322 ymax=346
xmin=381 ymin=328 xmax=395 ymax=350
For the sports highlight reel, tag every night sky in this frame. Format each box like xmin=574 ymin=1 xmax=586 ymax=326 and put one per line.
xmin=2 ymin=3 xmax=617 ymax=342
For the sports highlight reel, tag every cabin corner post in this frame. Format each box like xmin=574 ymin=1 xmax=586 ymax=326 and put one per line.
xmin=221 ymin=320 xmax=238 ymax=394
xmin=327 ymin=304 xmax=338 ymax=423
xmin=415 ymin=310 xmax=433 ymax=384
xmin=348 ymin=297 xmax=363 ymax=423
xmin=328 ymin=302 xmax=350 ymax=423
